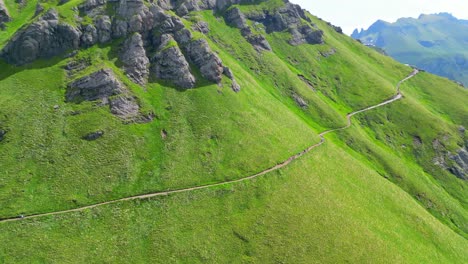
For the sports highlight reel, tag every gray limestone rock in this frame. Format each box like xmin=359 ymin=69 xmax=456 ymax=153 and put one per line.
xmin=192 ymin=21 xmax=209 ymax=34
xmin=1 ymin=9 xmax=81 ymax=65
xmin=223 ymin=66 xmax=234 ymax=79
xmin=34 ymin=3 xmax=45 ymax=16
xmin=66 ymin=68 xmax=124 ymax=102
xmin=449 ymin=147 xmax=468 ymax=180
xmin=95 ymin=15 xmax=112 ymax=43
xmin=150 ymin=34 xmax=196 ymax=89
xmin=110 ymin=95 xmax=140 ymax=120
xmin=173 ymin=28 xmax=192 ymax=45
xmin=80 ymin=24 xmax=98 ymax=47
xmin=224 ymin=7 xmax=247 ymax=29
xmin=244 ymin=31 xmax=272 ymax=51
xmin=289 ymin=25 xmax=324 ymax=46
xmin=292 ymin=93 xmax=308 ymax=108
xmin=231 ymin=79 xmax=241 ymax=92
xmin=223 ymin=66 xmax=241 ymax=92
xmin=78 ymin=0 xmax=106 ymax=15
xmin=0 ymin=0 xmax=10 ymax=29
xmin=185 ymin=38 xmax=224 ymax=83
xmin=120 ymin=33 xmax=149 ymax=85
xmin=82 ymin=131 xmax=104 ymax=141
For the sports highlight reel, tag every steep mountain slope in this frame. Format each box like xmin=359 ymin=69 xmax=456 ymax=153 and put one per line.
xmin=0 ymin=0 xmax=467 ymax=262
xmin=352 ymin=13 xmax=468 ymax=86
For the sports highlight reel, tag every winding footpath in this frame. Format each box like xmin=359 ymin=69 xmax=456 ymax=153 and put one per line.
xmin=0 ymin=70 xmax=419 ymax=224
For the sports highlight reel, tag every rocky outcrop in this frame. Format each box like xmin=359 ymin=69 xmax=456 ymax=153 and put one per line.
xmin=292 ymin=93 xmax=308 ymax=108
xmin=289 ymin=25 xmax=324 ymax=46
xmin=66 ymin=68 xmax=124 ymax=102
xmin=225 ymin=7 xmax=247 ymax=29
xmin=223 ymin=66 xmax=241 ymax=92
xmin=242 ymin=28 xmax=272 ymax=51
xmin=224 ymin=7 xmax=271 ymax=51
xmin=66 ymin=68 xmax=146 ymax=121
xmin=120 ymin=33 xmax=149 ymax=85
xmin=449 ymin=147 xmax=468 ymax=180
xmin=109 ymin=95 xmax=140 ymax=120
xmin=192 ymin=21 xmax=209 ymax=34
xmin=80 ymin=24 xmax=98 ymax=47
xmin=0 ymin=0 xmax=10 ymax=29
xmin=1 ymin=9 xmax=81 ymax=65
xmin=185 ymin=38 xmax=224 ymax=83
xmin=95 ymin=15 xmax=112 ymax=43
xmin=150 ymin=34 xmax=196 ymax=89
xmin=1 ymin=0 xmax=311 ymax=91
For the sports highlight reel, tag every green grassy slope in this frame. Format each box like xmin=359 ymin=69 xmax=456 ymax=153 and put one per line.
xmin=0 ymin=0 xmax=467 ymax=262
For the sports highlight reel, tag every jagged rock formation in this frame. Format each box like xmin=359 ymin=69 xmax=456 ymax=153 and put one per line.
xmin=150 ymin=34 xmax=196 ymax=89
xmin=449 ymin=147 xmax=468 ymax=180
xmin=120 ymin=33 xmax=150 ymax=85
xmin=432 ymin=135 xmax=468 ymax=180
xmin=185 ymin=38 xmax=224 ymax=83
xmin=0 ymin=0 xmax=323 ymax=94
xmin=1 ymin=9 xmax=81 ymax=65
xmin=66 ymin=68 xmax=144 ymax=121
xmin=66 ymin=68 xmax=124 ymax=102
xmin=0 ymin=0 xmax=10 ymax=29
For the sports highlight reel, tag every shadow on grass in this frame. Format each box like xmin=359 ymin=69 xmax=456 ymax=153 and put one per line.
xmin=0 ymin=56 xmax=65 ymax=82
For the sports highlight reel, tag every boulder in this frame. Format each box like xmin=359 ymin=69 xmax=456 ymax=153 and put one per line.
xmin=120 ymin=33 xmax=149 ymax=85
xmin=1 ymin=9 xmax=81 ymax=65
xmin=150 ymin=34 xmax=196 ymax=89
xmin=82 ymin=131 xmax=104 ymax=141
xmin=66 ymin=68 xmax=124 ymax=102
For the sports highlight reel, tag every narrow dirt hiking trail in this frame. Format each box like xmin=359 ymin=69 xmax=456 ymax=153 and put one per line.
xmin=0 ymin=70 xmax=419 ymax=224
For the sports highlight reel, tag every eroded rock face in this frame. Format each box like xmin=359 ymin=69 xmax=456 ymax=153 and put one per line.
xmin=0 ymin=0 xmax=10 ymax=29
xmin=66 ymin=68 xmax=148 ymax=121
xmin=1 ymin=0 xmax=311 ymax=92
xmin=120 ymin=33 xmax=150 ymax=85
xmin=449 ymin=147 xmax=468 ymax=180
xmin=1 ymin=9 xmax=81 ymax=65
xmin=225 ymin=7 xmax=247 ymax=29
xmin=109 ymin=95 xmax=140 ymax=120
xmin=185 ymin=38 xmax=224 ymax=83
xmin=66 ymin=68 xmax=124 ymax=102
xmin=150 ymin=34 xmax=196 ymax=89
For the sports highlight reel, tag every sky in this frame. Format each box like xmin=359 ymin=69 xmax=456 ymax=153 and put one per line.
xmin=290 ymin=0 xmax=468 ymax=35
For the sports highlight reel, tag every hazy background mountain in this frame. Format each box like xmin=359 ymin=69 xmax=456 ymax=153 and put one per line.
xmin=352 ymin=13 xmax=468 ymax=86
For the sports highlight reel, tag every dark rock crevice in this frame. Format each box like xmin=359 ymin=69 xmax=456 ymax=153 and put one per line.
xmin=0 ymin=0 xmax=10 ymax=30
